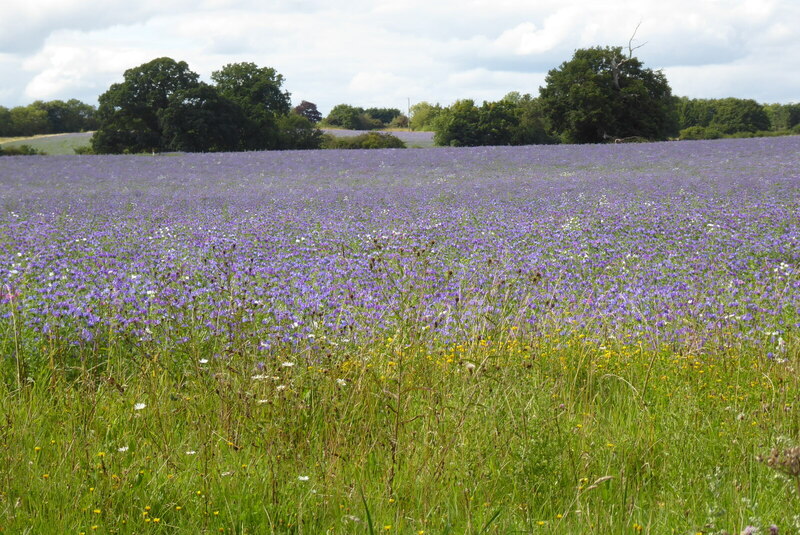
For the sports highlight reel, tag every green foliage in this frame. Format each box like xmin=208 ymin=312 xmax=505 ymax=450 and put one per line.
xmin=323 ymin=104 xmax=397 ymax=130
xmin=679 ymin=126 xmax=722 ymax=140
xmin=92 ymin=57 xmax=201 ymax=154
xmin=409 ymin=101 xmax=442 ymax=131
xmin=211 ymin=62 xmax=291 ymax=150
xmin=710 ymin=98 xmax=770 ymax=135
xmin=33 ymin=99 xmax=98 ymax=133
xmin=504 ymin=92 xmax=559 ymax=145
xmin=0 ymin=100 xmax=96 ymax=137
xmin=675 ymin=97 xmax=716 ymax=129
xmin=276 ymin=113 xmax=323 ymax=150
xmin=293 ymin=100 xmax=322 ymax=123
xmin=433 ymin=99 xmax=481 ymax=146
xmin=539 ymin=46 xmax=675 ymax=143
xmin=320 ymin=131 xmax=405 ymax=149
xmin=159 ymin=83 xmax=244 ymax=152
xmin=0 ymin=143 xmax=43 ymax=156
xmin=363 ymin=107 xmax=401 ymax=125
xmin=388 ymin=114 xmax=409 ymax=128
xmin=0 ymin=105 xmax=11 ymax=136
xmin=433 ymin=95 xmax=557 ymax=147
xmin=324 ymin=104 xmax=366 ymax=130
xmin=764 ymin=103 xmax=800 ymax=131
xmin=9 ymin=105 xmax=49 ymax=137
xmin=72 ymin=145 xmax=95 ymax=155
xmin=90 ymin=58 xmax=315 ymax=153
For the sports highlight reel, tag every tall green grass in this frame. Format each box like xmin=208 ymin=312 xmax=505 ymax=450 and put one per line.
xmin=0 ymin=133 xmax=92 ymax=155
xmin=2 ymin=317 xmax=798 ymax=533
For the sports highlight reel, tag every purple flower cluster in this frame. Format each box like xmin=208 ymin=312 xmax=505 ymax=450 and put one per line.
xmin=1 ymin=137 xmax=798 ymax=355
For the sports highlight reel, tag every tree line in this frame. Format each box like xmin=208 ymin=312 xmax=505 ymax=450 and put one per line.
xmin=0 ymin=99 xmax=98 ymax=137
xmin=3 ymin=48 xmax=798 ymax=153
xmin=400 ymin=47 xmax=800 ymax=146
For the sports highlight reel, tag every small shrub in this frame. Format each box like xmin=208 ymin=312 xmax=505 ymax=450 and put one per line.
xmin=679 ymin=126 xmax=722 ymax=140
xmin=321 ymin=132 xmax=406 ymax=149
xmin=0 ymin=144 xmax=44 ymax=156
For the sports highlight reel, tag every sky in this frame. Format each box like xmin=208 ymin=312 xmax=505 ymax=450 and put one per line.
xmin=1 ymin=0 xmax=798 ymax=114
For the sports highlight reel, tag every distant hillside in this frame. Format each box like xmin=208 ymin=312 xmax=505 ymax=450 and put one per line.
xmin=0 ymin=132 xmax=93 ymax=155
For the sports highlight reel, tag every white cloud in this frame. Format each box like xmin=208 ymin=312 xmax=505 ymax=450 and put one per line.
xmin=1 ymin=0 xmax=798 ymax=109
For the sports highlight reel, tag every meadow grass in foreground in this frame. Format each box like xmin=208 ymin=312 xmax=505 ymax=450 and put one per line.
xmin=1 ymin=137 xmax=799 ymax=533
xmin=1 ymin=330 xmax=799 ymax=534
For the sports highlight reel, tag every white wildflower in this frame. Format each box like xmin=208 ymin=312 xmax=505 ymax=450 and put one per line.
xmin=117 ymin=446 xmax=129 ymax=452
xmin=298 ymin=475 xmax=309 ymax=481
xmin=133 ymin=402 xmax=146 ymax=411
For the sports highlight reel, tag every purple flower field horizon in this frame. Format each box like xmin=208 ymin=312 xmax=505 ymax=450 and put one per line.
xmin=1 ymin=138 xmax=798 ymax=360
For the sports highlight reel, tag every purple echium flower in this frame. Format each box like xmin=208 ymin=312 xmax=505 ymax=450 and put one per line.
xmin=0 ymin=137 xmax=798 ymax=353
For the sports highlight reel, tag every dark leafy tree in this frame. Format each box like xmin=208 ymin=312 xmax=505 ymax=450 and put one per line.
xmin=764 ymin=103 xmax=800 ymax=131
xmin=0 ymin=106 xmax=12 ymax=136
xmin=293 ymin=100 xmax=322 ymax=123
xmin=433 ymin=99 xmax=482 ymax=146
xmin=710 ymin=98 xmax=770 ymax=134
xmin=364 ymin=107 xmax=401 ymax=125
xmin=211 ymin=62 xmax=291 ymax=150
xmin=9 ymin=105 xmax=49 ymax=137
xmin=324 ymin=104 xmax=364 ymax=130
xmin=92 ymin=57 xmax=200 ymax=153
xmin=433 ymin=96 xmax=556 ymax=147
xmin=159 ymin=83 xmax=244 ymax=152
xmin=539 ymin=45 xmax=674 ymax=143
xmin=476 ymin=101 xmax=518 ymax=145
xmin=675 ymin=97 xmax=715 ymax=129
xmin=33 ymin=99 xmax=98 ymax=133
xmin=276 ymin=113 xmax=323 ymax=150
xmin=503 ymin=93 xmax=559 ymax=145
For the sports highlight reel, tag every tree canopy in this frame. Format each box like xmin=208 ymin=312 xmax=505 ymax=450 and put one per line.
xmin=293 ymin=100 xmax=322 ymax=123
xmin=211 ymin=62 xmax=291 ymax=150
xmin=432 ymin=94 xmax=556 ymax=147
xmin=539 ymin=46 xmax=675 ymax=143
xmin=92 ymin=57 xmax=201 ymax=153
xmin=91 ymin=58 xmax=321 ymax=153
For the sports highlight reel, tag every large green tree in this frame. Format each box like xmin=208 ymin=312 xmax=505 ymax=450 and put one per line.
xmin=159 ymin=83 xmax=244 ymax=152
xmin=409 ymin=102 xmax=442 ymax=131
xmin=710 ymin=98 xmax=770 ymax=134
xmin=539 ymin=46 xmax=674 ymax=143
xmin=324 ymin=104 xmax=365 ymax=130
xmin=92 ymin=57 xmax=200 ymax=153
xmin=433 ymin=99 xmax=482 ymax=146
xmin=211 ymin=62 xmax=291 ymax=150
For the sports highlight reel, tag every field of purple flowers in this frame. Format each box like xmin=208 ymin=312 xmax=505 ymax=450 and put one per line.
xmin=2 ymin=137 xmax=800 ymax=533
xmin=2 ymin=138 xmax=798 ymax=364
